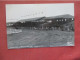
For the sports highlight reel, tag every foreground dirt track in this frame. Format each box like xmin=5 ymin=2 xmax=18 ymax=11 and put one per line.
xmin=7 ymin=29 xmax=74 ymax=49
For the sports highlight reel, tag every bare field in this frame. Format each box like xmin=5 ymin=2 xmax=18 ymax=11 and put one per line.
xmin=7 ymin=29 xmax=74 ymax=49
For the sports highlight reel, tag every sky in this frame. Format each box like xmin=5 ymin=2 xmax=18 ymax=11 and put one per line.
xmin=6 ymin=3 xmax=74 ymax=22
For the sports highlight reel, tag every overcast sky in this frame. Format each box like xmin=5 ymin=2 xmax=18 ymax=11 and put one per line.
xmin=6 ymin=3 xmax=74 ymax=22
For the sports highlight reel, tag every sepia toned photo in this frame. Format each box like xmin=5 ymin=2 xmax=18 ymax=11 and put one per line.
xmin=6 ymin=3 xmax=74 ymax=49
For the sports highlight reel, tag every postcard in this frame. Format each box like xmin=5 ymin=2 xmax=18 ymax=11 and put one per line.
xmin=6 ymin=3 xmax=74 ymax=49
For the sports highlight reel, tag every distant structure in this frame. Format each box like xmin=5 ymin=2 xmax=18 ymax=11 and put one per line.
xmin=7 ymin=14 xmax=74 ymax=31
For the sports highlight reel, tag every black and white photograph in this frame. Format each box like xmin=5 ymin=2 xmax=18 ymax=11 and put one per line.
xmin=6 ymin=3 xmax=74 ymax=49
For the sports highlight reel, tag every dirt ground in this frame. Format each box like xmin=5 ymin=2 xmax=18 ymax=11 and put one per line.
xmin=7 ymin=29 xmax=74 ymax=49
